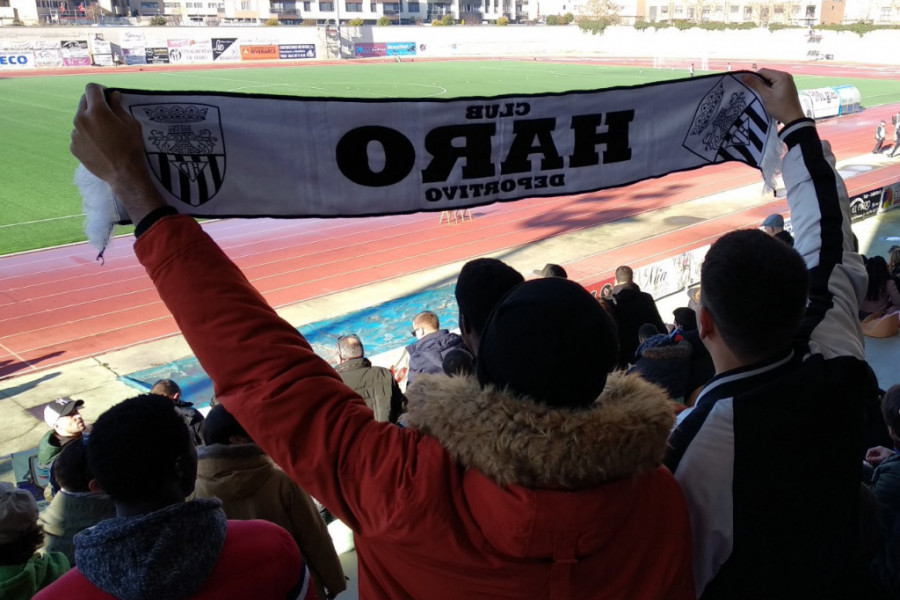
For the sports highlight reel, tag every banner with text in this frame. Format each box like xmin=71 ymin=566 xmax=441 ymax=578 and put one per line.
xmin=60 ymin=40 xmax=90 ymax=67
xmin=849 ymin=188 xmax=883 ymax=223
xmin=105 ymin=73 xmax=775 ymax=219
xmin=0 ymin=51 xmax=35 ymax=69
xmin=90 ymin=33 xmax=111 ymax=57
xmin=167 ymin=39 xmax=213 ymax=64
xmin=387 ymin=42 xmax=417 ymax=56
xmin=33 ymin=40 xmax=63 ymax=68
xmin=212 ymin=38 xmax=240 ymax=62
xmin=354 ymin=43 xmax=387 ymax=58
xmin=278 ymin=43 xmax=316 ymax=60
xmin=241 ymin=45 xmax=279 ymax=61
xmin=121 ymin=32 xmax=147 ymax=65
xmin=145 ymin=47 xmax=170 ymax=64
xmin=122 ymin=48 xmax=147 ymax=66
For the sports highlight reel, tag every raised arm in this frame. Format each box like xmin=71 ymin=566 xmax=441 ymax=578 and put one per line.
xmin=70 ymin=85 xmax=166 ymax=225
xmin=70 ymin=85 xmax=456 ymax=535
xmin=744 ymin=71 xmax=867 ymax=361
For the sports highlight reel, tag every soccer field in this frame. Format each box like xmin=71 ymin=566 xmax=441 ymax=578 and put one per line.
xmin=2 ymin=60 xmax=900 ymax=256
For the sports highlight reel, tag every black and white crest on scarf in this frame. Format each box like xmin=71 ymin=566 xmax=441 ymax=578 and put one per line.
xmin=135 ymin=103 xmax=226 ymax=207
xmin=683 ymin=77 xmax=770 ymax=168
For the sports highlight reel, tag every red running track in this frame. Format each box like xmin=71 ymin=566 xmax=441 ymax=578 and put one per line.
xmin=2 ymin=83 xmax=900 ymax=380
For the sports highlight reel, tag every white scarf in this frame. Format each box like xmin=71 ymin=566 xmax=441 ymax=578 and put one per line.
xmin=79 ymin=72 xmax=782 ymax=255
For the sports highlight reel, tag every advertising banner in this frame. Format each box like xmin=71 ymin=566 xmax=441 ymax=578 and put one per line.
xmin=799 ymin=87 xmax=840 ymax=120
xmin=90 ymin=33 xmax=111 ymax=56
xmin=167 ymin=39 xmax=213 ymax=64
xmin=61 ymin=40 xmax=91 ymax=67
xmin=354 ymin=43 xmax=386 ymax=58
xmin=145 ymin=47 xmax=170 ymax=64
xmin=240 ymin=45 xmax=279 ymax=61
xmin=0 ymin=51 xmax=36 ymax=69
xmin=849 ymin=188 xmax=882 ymax=223
xmin=122 ymin=47 xmax=147 ymax=65
xmin=634 ymin=246 xmax=707 ymax=301
xmin=33 ymin=40 xmax=63 ymax=68
xmin=386 ymin=42 xmax=416 ymax=56
xmin=881 ymin=182 xmax=900 ymax=213
xmin=121 ymin=32 xmax=147 ymax=65
xmin=100 ymin=73 xmax=777 ymax=220
xmin=123 ymin=31 xmax=146 ymax=45
xmin=278 ymin=43 xmax=316 ymax=60
xmin=212 ymin=37 xmax=240 ymax=62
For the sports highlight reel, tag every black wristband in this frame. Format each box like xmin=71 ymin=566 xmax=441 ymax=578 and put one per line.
xmin=135 ymin=206 xmax=179 ymax=238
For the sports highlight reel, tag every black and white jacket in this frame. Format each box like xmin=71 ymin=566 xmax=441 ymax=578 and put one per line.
xmin=665 ymin=120 xmax=872 ymax=599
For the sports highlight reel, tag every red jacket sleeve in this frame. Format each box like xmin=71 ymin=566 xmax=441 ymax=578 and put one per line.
xmin=134 ymin=216 xmax=457 ymax=535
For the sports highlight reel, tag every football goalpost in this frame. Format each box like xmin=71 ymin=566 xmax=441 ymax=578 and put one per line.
xmin=652 ymin=55 xmax=710 ymax=72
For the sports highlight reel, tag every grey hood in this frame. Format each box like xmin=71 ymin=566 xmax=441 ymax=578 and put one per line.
xmin=74 ymin=498 xmax=227 ymax=600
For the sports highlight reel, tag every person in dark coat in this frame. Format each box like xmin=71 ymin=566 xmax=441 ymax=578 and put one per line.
xmin=628 ymin=324 xmax=693 ymax=403
xmin=874 ymin=120 xmax=887 ymax=154
xmin=334 ymin=334 xmax=405 ymax=424
xmin=149 ymin=379 xmax=205 ymax=446
xmin=761 ymin=214 xmax=794 ymax=247
xmin=611 ymin=266 xmax=665 ymax=369
xmin=866 ymin=385 xmax=900 ymax=596
xmin=405 ymin=311 xmax=466 ymax=386
xmin=672 ymin=307 xmax=715 ymax=402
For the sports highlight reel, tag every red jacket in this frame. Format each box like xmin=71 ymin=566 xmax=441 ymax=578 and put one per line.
xmin=135 ymin=215 xmax=694 ymax=599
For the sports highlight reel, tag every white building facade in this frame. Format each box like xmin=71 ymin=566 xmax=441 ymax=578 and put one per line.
xmin=3 ymin=0 xmax=898 ymax=28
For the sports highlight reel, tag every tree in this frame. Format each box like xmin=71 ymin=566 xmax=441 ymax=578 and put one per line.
xmin=264 ymin=17 xmax=281 ymax=25
xmin=149 ymin=14 xmax=167 ymax=25
xmin=577 ymin=0 xmax=621 ymax=33
xmin=84 ymin=2 xmax=102 ymax=22
xmin=348 ymin=17 xmax=365 ymax=24
xmin=497 ymin=15 xmax=509 ymax=25
xmin=377 ymin=15 xmax=392 ymax=25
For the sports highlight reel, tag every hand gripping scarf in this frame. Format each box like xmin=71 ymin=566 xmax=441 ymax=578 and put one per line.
xmin=78 ymin=71 xmax=782 ymax=256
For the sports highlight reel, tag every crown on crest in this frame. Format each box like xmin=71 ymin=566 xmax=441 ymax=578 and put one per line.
xmin=143 ymin=105 xmax=208 ymax=124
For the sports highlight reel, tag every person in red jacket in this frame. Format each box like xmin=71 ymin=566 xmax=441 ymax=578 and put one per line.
xmin=69 ymin=84 xmax=695 ymax=599
xmin=35 ymin=395 xmax=315 ymax=600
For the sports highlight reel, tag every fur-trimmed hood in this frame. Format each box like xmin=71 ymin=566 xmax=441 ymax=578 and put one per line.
xmin=405 ymin=370 xmax=674 ymax=489
xmin=638 ymin=337 xmax=694 ymax=361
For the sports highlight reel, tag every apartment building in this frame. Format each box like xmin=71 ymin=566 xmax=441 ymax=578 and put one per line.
xmin=1 ymin=0 xmax=127 ymax=24
xmin=3 ymin=0 xmax=897 ymax=29
xmin=642 ymin=0 xmax=900 ymax=26
xmin=209 ymin=0 xmax=505 ymax=24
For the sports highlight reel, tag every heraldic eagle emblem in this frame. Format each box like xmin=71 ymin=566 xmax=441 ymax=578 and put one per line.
xmin=133 ymin=103 xmax=226 ymax=207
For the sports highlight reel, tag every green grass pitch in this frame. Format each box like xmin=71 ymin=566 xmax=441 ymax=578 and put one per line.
xmin=2 ymin=61 xmax=899 ymax=256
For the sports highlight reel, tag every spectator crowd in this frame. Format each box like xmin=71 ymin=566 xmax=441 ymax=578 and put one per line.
xmin=3 ymin=68 xmax=900 ymax=600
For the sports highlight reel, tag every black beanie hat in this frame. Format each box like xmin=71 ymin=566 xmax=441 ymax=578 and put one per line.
xmin=476 ymin=277 xmax=619 ymax=409
xmin=455 ymin=258 xmax=525 ymax=336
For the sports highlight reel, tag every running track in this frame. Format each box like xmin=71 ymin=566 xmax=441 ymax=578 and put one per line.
xmin=2 ymin=63 xmax=900 ymax=380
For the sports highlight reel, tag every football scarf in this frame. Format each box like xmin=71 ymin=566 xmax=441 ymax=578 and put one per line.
xmin=78 ymin=71 xmax=781 ymax=255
